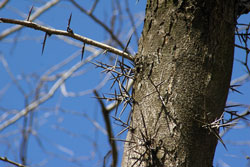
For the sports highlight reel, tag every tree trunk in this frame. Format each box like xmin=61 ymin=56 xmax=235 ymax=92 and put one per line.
xmin=122 ymin=0 xmax=235 ymax=166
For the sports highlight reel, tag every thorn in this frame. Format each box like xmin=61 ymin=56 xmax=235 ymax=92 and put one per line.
xmin=68 ymin=13 xmax=72 ymax=27
xmin=230 ymin=84 xmax=243 ymax=94
xmin=214 ymin=129 xmax=228 ymax=151
xmin=121 ymin=34 xmax=132 ymax=71
xmin=27 ymin=6 xmax=34 ymax=21
xmin=41 ymin=32 xmax=48 ymax=55
xmin=81 ymin=43 xmax=85 ymax=61
xmin=67 ymin=13 xmax=74 ymax=34
xmin=230 ymin=87 xmax=243 ymax=94
xmin=224 ymin=104 xmax=242 ymax=108
xmin=123 ymin=34 xmax=132 ymax=53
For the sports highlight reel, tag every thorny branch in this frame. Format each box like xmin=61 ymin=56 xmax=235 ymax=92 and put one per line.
xmin=0 ymin=0 xmax=60 ymax=40
xmin=0 ymin=18 xmax=133 ymax=61
xmin=92 ymin=58 xmax=134 ymax=114
xmin=69 ymin=0 xmax=125 ymax=49
xmin=0 ymin=55 xmax=26 ymax=96
xmin=235 ymin=22 xmax=250 ymax=74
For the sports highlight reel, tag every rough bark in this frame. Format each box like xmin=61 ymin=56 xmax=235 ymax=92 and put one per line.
xmin=122 ymin=0 xmax=235 ymax=167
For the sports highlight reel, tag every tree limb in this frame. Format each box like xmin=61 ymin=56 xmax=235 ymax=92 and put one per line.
xmin=0 ymin=18 xmax=133 ymax=61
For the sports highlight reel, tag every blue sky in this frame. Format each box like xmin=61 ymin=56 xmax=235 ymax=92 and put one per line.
xmin=0 ymin=1 xmax=250 ymax=167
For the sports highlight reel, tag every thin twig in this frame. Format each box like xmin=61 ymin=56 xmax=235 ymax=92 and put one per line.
xmin=89 ymin=0 xmax=99 ymax=14
xmin=0 ymin=157 xmax=25 ymax=167
xmin=0 ymin=0 xmax=9 ymax=9
xmin=60 ymin=71 xmax=110 ymax=97
xmin=0 ymin=55 xmax=96 ymax=132
xmin=94 ymin=90 xmax=118 ymax=167
xmin=0 ymin=55 xmax=26 ymax=96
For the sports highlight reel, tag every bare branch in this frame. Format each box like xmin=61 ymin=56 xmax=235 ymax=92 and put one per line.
xmin=231 ymin=74 xmax=250 ymax=85
xmin=0 ymin=55 xmax=26 ymax=96
xmin=60 ymin=72 xmax=111 ymax=97
xmin=0 ymin=0 xmax=9 ymax=9
xmin=0 ymin=54 xmax=98 ymax=131
xmin=94 ymin=90 xmax=118 ymax=167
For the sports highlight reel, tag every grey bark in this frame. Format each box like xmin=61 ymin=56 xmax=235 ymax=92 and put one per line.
xmin=122 ymin=0 xmax=236 ymax=167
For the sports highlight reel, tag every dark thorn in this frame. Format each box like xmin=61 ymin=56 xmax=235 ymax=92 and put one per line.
xmin=41 ymin=32 xmax=48 ymax=55
xmin=27 ymin=6 xmax=33 ymax=21
xmin=81 ymin=43 xmax=85 ymax=61
xmin=213 ymin=129 xmax=228 ymax=151
xmin=67 ymin=13 xmax=74 ymax=34
xmin=230 ymin=84 xmax=243 ymax=94
xmin=230 ymin=87 xmax=243 ymax=94
xmin=123 ymin=34 xmax=132 ymax=53
xmin=122 ymin=34 xmax=132 ymax=70
xmin=68 ymin=13 xmax=72 ymax=26
xmin=224 ymin=104 xmax=242 ymax=108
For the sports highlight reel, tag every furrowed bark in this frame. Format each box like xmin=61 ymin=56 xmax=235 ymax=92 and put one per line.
xmin=122 ymin=0 xmax=235 ymax=166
